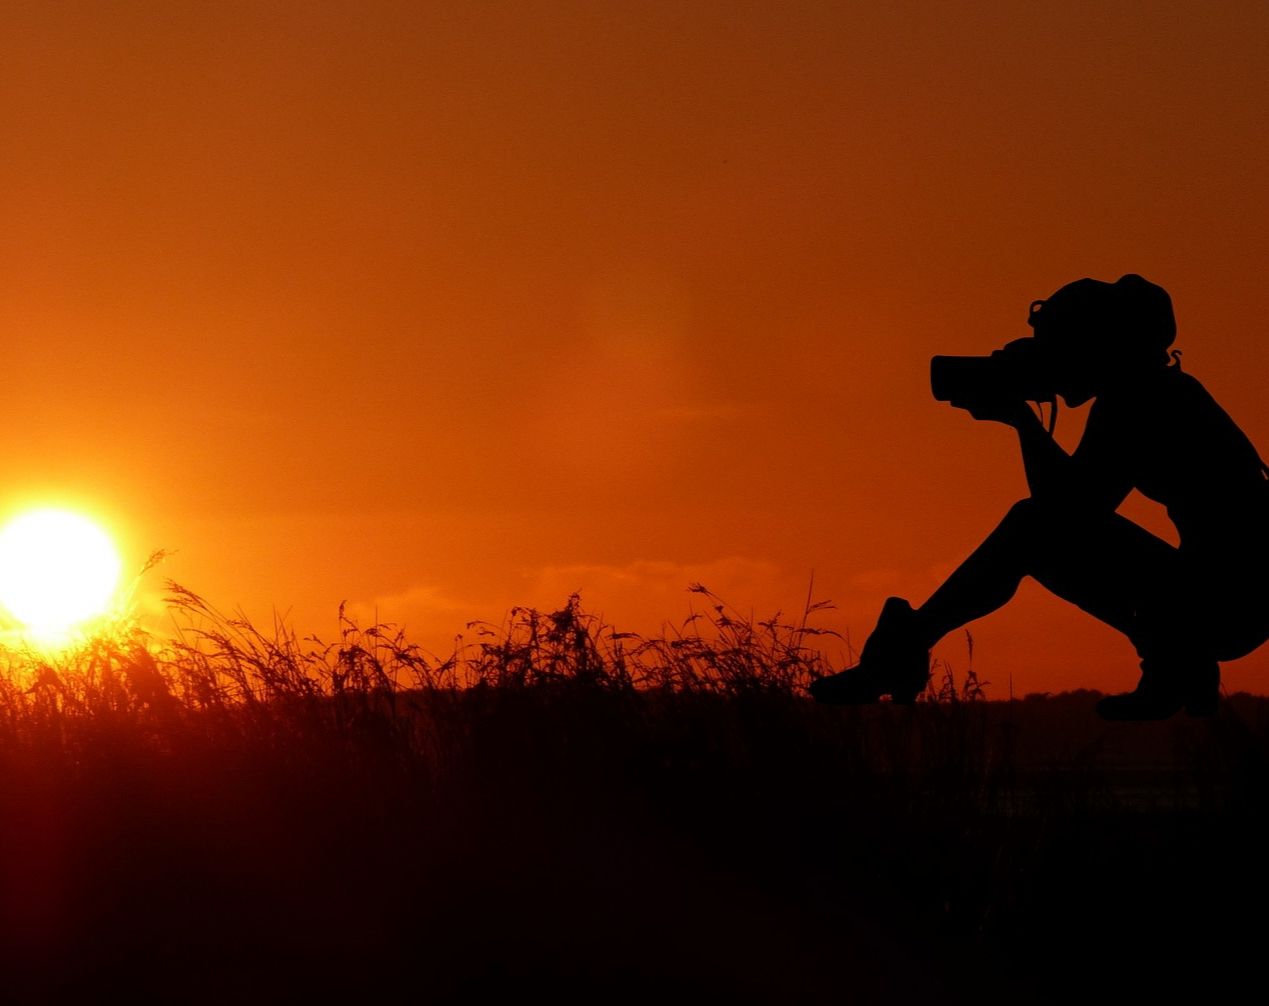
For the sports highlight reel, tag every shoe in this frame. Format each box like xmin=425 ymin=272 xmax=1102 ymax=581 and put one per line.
xmin=809 ymin=597 xmax=931 ymax=705
xmin=1096 ymin=660 xmax=1220 ymax=721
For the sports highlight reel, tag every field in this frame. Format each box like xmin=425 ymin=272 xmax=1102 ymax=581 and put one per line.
xmin=0 ymin=584 xmax=1265 ymax=1002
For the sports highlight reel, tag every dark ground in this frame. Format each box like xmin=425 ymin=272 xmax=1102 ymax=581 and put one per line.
xmin=0 ymin=688 xmax=1265 ymax=1003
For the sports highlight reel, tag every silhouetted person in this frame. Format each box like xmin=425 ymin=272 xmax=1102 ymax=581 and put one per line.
xmin=811 ymin=274 xmax=1269 ymax=719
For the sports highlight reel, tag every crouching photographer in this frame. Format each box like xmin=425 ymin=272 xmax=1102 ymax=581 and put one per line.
xmin=811 ymin=274 xmax=1269 ymax=719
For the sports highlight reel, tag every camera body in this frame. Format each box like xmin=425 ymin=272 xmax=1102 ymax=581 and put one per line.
xmin=930 ymin=337 xmax=1057 ymax=411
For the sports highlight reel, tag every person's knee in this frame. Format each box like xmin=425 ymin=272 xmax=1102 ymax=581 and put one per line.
xmin=1001 ymin=497 xmax=1097 ymax=570
xmin=1005 ymin=495 xmax=1095 ymax=536
xmin=1003 ymin=497 xmax=1057 ymax=532
xmin=1005 ymin=498 xmax=1037 ymax=521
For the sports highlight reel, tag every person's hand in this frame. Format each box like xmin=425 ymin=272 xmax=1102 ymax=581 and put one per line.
xmin=951 ymin=395 xmax=1035 ymax=428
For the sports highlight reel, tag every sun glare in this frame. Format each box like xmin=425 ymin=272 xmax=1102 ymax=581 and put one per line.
xmin=0 ymin=508 xmax=123 ymax=640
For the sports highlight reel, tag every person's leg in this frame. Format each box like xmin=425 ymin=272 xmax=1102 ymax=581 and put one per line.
xmin=914 ymin=497 xmax=1181 ymax=652
xmin=1189 ymin=547 xmax=1269 ymax=663
xmin=911 ymin=497 xmax=1220 ymax=718
xmin=812 ymin=496 xmax=1213 ymax=710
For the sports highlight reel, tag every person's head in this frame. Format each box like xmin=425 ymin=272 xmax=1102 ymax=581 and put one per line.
xmin=1026 ymin=274 xmax=1176 ymax=405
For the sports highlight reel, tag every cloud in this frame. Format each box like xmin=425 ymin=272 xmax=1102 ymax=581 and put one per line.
xmin=652 ymin=402 xmax=751 ymax=424
xmin=344 ymin=556 xmax=962 ymax=669
xmin=341 ymin=582 xmax=484 ymax=654
xmin=522 ymin=556 xmax=815 ymax=624
xmin=348 ymin=557 xmax=835 ymax=650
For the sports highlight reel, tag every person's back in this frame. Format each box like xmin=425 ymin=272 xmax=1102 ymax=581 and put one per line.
xmin=1094 ymin=364 xmax=1269 ymax=552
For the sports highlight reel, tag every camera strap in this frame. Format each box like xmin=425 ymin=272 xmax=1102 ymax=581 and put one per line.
xmin=1041 ymin=397 xmax=1058 ymax=437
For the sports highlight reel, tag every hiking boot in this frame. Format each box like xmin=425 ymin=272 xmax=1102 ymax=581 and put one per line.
xmin=809 ymin=597 xmax=931 ymax=705
xmin=1096 ymin=660 xmax=1220 ymax=721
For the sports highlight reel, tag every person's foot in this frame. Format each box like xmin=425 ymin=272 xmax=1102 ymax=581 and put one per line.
xmin=1096 ymin=661 xmax=1220 ymax=721
xmin=809 ymin=662 xmax=888 ymax=704
xmin=809 ymin=597 xmax=930 ymax=705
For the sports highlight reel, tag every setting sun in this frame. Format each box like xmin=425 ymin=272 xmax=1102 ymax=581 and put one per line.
xmin=0 ymin=508 xmax=123 ymax=639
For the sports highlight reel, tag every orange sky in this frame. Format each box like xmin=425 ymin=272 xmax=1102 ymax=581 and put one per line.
xmin=3 ymin=2 xmax=1269 ymax=695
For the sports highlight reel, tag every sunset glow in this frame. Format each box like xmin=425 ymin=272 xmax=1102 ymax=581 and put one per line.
xmin=0 ymin=509 xmax=123 ymax=639
xmin=2 ymin=5 xmax=1268 ymax=692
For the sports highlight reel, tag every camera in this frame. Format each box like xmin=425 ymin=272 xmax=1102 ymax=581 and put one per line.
xmin=930 ymin=337 xmax=1057 ymax=411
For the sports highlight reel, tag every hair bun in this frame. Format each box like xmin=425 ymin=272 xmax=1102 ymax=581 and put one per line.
xmin=1029 ymin=274 xmax=1176 ymax=366
xmin=1114 ymin=274 xmax=1176 ymax=350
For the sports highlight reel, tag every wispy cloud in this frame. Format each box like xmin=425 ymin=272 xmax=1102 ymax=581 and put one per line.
xmin=344 ymin=556 xmax=968 ymax=670
xmin=652 ymin=402 xmax=752 ymax=424
xmin=348 ymin=557 xmax=830 ymax=649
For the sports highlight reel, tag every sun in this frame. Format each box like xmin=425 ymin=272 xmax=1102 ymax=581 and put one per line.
xmin=0 ymin=508 xmax=123 ymax=640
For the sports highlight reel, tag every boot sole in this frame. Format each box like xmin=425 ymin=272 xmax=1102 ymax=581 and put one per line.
xmin=1184 ymin=695 xmax=1219 ymax=717
xmin=889 ymin=679 xmax=928 ymax=705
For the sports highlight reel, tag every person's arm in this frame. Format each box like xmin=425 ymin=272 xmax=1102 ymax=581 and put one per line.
xmin=967 ymin=397 xmax=1133 ymax=511
xmin=1014 ymin=409 xmax=1075 ymax=500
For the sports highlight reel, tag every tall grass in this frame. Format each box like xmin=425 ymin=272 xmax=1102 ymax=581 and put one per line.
xmin=0 ymin=578 xmax=966 ymax=730
xmin=0 ymin=578 xmax=996 ymax=819
xmin=0 ymin=579 xmax=1259 ymax=1001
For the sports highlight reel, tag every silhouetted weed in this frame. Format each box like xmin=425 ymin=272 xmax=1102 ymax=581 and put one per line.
xmin=0 ymin=583 xmax=1263 ymax=1001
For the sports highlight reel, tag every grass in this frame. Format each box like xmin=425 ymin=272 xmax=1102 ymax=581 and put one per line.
xmin=0 ymin=580 xmax=1265 ymax=1001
